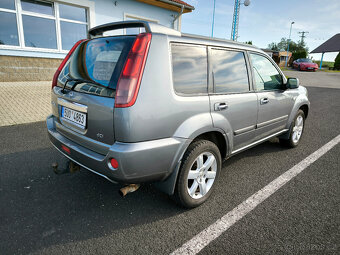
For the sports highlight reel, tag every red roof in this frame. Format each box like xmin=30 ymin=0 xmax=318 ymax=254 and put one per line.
xmin=169 ymin=0 xmax=194 ymax=9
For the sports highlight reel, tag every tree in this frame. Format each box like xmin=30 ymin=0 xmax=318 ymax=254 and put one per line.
xmin=292 ymin=51 xmax=307 ymax=60
xmin=267 ymin=38 xmax=308 ymax=52
xmin=268 ymin=42 xmax=279 ymax=51
xmin=334 ymin=52 xmax=340 ymax=70
xmin=267 ymin=37 xmax=308 ymax=61
xmin=245 ymin=41 xmax=252 ymax=45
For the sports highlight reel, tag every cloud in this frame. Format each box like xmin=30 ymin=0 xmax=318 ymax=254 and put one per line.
xmin=181 ymin=0 xmax=339 ymax=60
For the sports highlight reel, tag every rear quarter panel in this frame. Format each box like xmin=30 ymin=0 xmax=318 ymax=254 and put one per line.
xmin=114 ymin=34 xmax=212 ymax=143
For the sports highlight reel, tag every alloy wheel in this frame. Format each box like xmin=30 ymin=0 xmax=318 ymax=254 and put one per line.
xmin=292 ymin=115 xmax=304 ymax=143
xmin=187 ymin=152 xmax=217 ymax=199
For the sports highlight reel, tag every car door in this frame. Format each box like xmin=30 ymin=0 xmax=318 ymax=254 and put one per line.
xmin=249 ymin=52 xmax=294 ymax=140
xmin=208 ymin=47 xmax=258 ymax=152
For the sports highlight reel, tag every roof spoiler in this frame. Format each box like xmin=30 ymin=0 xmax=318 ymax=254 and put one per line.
xmin=88 ymin=20 xmax=181 ymax=38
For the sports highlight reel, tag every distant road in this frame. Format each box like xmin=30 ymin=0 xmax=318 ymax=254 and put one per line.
xmin=284 ymin=69 xmax=340 ymax=89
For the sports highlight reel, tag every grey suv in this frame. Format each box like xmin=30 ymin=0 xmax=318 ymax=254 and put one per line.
xmin=47 ymin=21 xmax=310 ymax=208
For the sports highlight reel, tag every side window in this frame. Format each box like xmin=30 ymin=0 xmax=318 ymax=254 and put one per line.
xmin=250 ymin=53 xmax=283 ymax=91
xmin=211 ymin=49 xmax=249 ymax=93
xmin=171 ymin=44 xmax=207 ymax=95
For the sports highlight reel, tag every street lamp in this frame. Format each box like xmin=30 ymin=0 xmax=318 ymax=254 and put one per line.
xmin=285 ymin=21 xmax=295 ymax=68
xmin=231 ymin=0 xmax=250 ymax=41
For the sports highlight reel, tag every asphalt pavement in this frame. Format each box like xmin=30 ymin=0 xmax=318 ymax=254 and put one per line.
xmin=284 ymin=69 xmax=340 ymax=89
xmin=0 ymin=85 xmax=339 ymax=254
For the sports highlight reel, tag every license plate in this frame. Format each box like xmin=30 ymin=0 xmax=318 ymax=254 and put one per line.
xmin=61 ymin=106 xmax=86 ymax=129
xmin=308 ymin=67 xmax=313 ymax=69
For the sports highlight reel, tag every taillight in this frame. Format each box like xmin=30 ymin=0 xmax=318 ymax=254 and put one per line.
xmin=52 ymin=39 xmax=88 ymax=89
xmin=115 ymin=33 xmax=152 ymax=108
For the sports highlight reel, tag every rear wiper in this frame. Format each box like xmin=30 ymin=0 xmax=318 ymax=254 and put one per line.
xmin=61 ymin=78 xmax=104 ymax=93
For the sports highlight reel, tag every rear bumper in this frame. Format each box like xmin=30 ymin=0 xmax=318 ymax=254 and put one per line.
xmin=47 ymin=115 xmax=188 ymax=183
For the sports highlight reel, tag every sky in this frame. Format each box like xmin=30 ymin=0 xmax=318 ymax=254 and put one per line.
xmin=181 ymin=0 xmax=340 ymax=62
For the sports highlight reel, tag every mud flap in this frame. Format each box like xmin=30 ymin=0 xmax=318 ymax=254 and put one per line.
xmin=153 ymin=161 xmax=181 ymax=195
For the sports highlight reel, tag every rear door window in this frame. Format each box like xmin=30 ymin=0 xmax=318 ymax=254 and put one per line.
xmin=210 ymin=49 xmax=249 ymax=93
xmin=171 ymin=44 xmax=207 ymax=95
xmin=58 ymin=36 xmax=135 ymax=97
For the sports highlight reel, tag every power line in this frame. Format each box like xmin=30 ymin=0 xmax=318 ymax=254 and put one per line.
xmin=298 ymin=31 xmax=309 ymax=44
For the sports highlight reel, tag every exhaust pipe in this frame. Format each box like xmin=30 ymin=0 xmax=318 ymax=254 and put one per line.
xmin=119 ymin=184 xmax=140 ymax=197
xmin=52 ymin=161 xmax=80 ymax=175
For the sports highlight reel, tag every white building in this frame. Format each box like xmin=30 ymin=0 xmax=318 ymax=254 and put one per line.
xmin=0 ymin=0 xmax=194 ymax=81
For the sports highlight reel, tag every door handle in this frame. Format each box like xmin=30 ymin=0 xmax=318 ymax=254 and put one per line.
xmin=214 ymin=102 xmax=228 ymax=111
xmin=260 ymin=98 xmax=269 ymax=105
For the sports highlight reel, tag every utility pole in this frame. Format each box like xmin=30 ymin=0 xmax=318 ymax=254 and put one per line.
xmin=230 ymin=0 xmax=250 ymax=41
xmin=298 ymin=31 xmax=309 ymax=44
xmin=285 ymin=22 xmax=295 ymax=68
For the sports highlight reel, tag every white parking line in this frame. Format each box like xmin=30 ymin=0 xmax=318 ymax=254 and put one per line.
xmin=171 ymin=134 xmax=340 ymax=255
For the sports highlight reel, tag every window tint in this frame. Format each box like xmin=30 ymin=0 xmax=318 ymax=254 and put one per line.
xmin=58 ymin=36 xmax=135 ymax=97
xmin=250 ymin=53 xmax=283 ymax=91
xmin=171 ymin=44 xmax=207 ymax=94
xmin=211 ymin=49 xmax=249 ymax=93
xmin=0 ymin=11 xmax=19 ymax=46
xmin=22 ymin=15 xmax=57 ymax=48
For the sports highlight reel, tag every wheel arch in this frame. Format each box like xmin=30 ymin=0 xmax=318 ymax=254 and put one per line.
xmin=153 ymin=129 xmax=229 ymax=195
xmin=192 ymin=131 xmax=228 ymax=159
xmin=299 ymin=104 xmax=309 ymax=118
xmin=280 ymin=102 xmax=309 ymax=140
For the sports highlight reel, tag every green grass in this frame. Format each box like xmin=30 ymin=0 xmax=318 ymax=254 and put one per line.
xmin=320 ymin=69 xmax=340 ymax=73
xmin=314 ymin=60 xmax=334 ymax=68
xmin=280 ymin=67 xmax=291 ymax=71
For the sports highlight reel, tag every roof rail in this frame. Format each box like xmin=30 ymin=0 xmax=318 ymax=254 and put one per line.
xmin=88 ymin=20 xmax=181 ymax=38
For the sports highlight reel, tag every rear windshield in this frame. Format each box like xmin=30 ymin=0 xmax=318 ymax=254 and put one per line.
xmin=57 ymin=36 xmax=135 ymax=97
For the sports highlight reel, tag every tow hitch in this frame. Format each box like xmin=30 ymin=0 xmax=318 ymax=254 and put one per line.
xmin=52 ymin=161 xmax=140 ymax=196
xmin=52 ymin=161 xmax=80 ymax=175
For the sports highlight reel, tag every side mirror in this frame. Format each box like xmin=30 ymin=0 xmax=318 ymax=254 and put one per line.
xmin=286 ymin=77 xmax=299 ymax=89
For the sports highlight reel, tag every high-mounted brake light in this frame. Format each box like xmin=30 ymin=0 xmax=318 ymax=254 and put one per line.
xmin=52 ymin=39 xmax=88 ymax=89
xmin=115 ymin=33 xmax=152 ymax=108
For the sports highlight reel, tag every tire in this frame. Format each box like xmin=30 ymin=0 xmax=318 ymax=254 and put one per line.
xmin=280 ymin=110 xmax=305 ymax=148
xmin=298 ymin=65 xmax=301 ymax=71
xmin=174 ymin=140 xmax=221 ymax=208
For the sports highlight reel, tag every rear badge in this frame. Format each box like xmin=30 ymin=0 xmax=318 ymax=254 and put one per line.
xmin=97 ymin=133 xmax=104 ymax=139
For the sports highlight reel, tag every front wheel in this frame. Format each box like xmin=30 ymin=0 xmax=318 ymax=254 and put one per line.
xmin=174 ymin=140 xmax=221 ymax=208
xmin=280 ymin=110 xmax=305 ymax=148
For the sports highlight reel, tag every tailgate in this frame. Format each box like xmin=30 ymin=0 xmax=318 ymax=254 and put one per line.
xmin=51 ymin=36 xmax=135 ymax=152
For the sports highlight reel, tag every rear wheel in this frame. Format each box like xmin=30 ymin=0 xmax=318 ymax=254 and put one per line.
xmin=280 ymin=110 xmax=305 ymax=148
xmin=174 ymin=140 xmax=221 ymax=208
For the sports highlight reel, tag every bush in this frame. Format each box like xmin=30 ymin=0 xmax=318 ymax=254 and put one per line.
xmin=292 ymin=50 xmax=307 ymax=60
xmin=314 ymin=60 xmax=334 ymax=68
xmin=334 ymin=52 xmax=340 ymax=70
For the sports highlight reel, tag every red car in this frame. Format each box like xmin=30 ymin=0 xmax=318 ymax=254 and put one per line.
xmin=293 ymin=58 xmax=318 ymax=71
